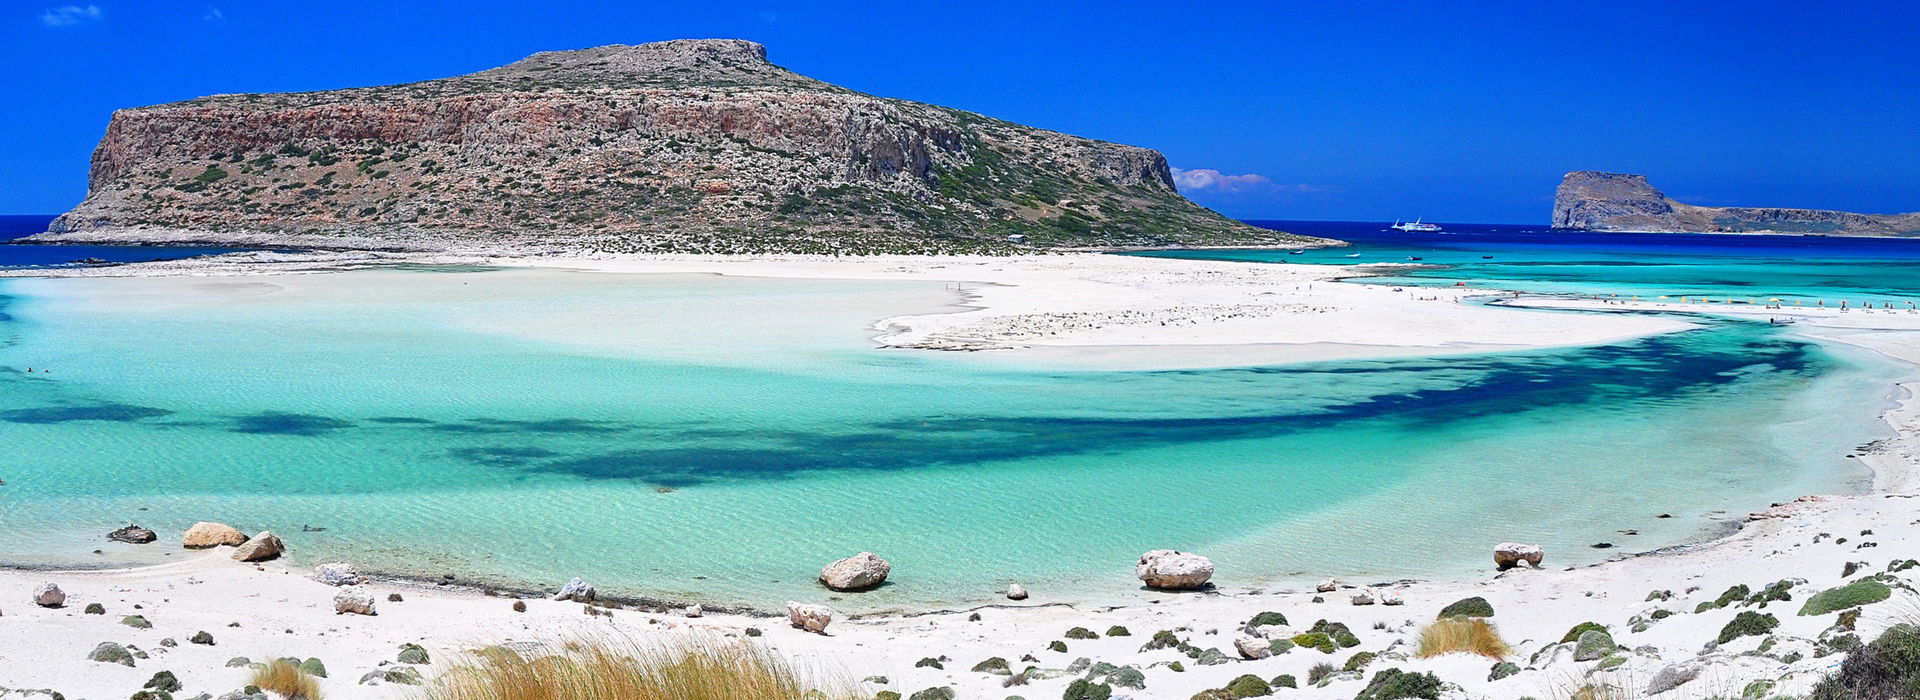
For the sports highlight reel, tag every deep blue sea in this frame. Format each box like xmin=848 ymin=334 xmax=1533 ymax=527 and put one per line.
xmin=0 ymin=215 xmax=238 ymax=267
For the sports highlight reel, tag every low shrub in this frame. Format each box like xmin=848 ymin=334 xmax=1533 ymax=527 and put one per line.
xmin=1559 ymin=621 xmax=1607 ymax=644
xmin=1800 ymin=577 xmax=1894 ymax=616
xmin=1353 ymin=668 xmax=1442 ymax=700
xmin=1436 ymin=596 xmax=1494 ymax=618
xmin=1308 ymin=619 xmax=1360 ymax=648
xmin=1808 ymin=623 xmax=1920 ymax=699
xmin=1717 ymin=611 xmax=1779 ymax=644
xmin=1225 ymin=674 xmax=1271 ymax=698
xmin=1247 ymin=611 xmax=1289 ymax=627
xmin=1290 ymin=632 xmax=1336 ymax=654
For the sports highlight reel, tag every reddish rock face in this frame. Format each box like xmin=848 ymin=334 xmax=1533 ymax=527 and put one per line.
xmin=42 ymin=40 xmax=1314 ymax=254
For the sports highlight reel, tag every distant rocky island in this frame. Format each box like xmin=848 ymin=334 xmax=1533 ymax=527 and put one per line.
xmin=1552 ymin=171 xmax=1920 ymax=237
xmin=30 ymin=39 xmax=1328 ymax=254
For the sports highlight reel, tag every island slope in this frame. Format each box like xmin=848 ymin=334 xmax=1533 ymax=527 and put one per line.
xmin=33 ymin=39 xmax=1330 ymax=254
xmin=1550 ymin=171 xmax=1920 ymax=236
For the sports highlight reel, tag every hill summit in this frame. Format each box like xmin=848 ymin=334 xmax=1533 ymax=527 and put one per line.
xmin=37 ymin=39 xmax=1327 ymax=254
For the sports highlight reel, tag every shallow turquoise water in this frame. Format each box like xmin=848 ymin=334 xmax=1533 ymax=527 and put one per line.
xmin=0 ymin=266 xmax=1898 ymax=611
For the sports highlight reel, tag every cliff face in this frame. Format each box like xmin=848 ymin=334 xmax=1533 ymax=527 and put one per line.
xmin=38 ymin=39 xmax=1327 ymax=253
xmin=1552 ymin=171 xmax=1920 ymax=236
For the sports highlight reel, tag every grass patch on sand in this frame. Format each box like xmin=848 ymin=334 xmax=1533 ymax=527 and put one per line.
xmin=1414 ymin=617 xmax=1510 ymax=660
xmin=249 ymin=658 xmax=323 ymax=700
xmin=419 ymin=634 xmax=853 ymax=700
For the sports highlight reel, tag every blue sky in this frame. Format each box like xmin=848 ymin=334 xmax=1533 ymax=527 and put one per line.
xmin=3 ymin=1 xmax=1917 ymax=223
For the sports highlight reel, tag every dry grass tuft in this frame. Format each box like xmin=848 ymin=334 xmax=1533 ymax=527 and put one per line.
xmin=1415 ymin=616 xmax=1510 ymax=660
xmin=250 ymin=658 xmax=323 ymax=700
xmin=419 ymin=634 xmax=854 ymax=700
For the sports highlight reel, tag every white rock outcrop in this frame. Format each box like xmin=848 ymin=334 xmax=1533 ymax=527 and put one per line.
xmin=819 ymin=552 xmax=890 ymax=591
xmin=1006 ymin=583 xmax=1028 ymax=600
xmin=1493 ymin=542 xmax=1546 ymax=570
xmin=333 ymin=586 xmax=377 ymax=615
xmin=1135 ymin=549 xmax=1213 ymax=590
xmin=181 ymin=522 xmax=247 ymax=548
xmin=31 ymin=582 xmax=65 ymax=607
xmin=786 ymin=600 xmax=832 ymax=634
xmin=554 ymin=577 xmax=595 ymax=602
xmin=1234 ymin=633 xmax=1271 ymax=659
xmin=313 ymin=562 xmax=366 ymax=586
xmin=230 ymin=531 xmax=284 ymax=562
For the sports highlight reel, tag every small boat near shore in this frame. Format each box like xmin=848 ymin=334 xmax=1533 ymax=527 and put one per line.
xmin=1390 ymin=218 xmax=1443 ymax=233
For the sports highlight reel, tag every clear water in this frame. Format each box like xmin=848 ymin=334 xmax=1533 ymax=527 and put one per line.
xmin=0 ymin=254 xmax=1899 ymax=612
xmin=1135 ymin=220 xmax=1920 ymax=305
xmin=0 ymin=215 xmax=242 ymax=267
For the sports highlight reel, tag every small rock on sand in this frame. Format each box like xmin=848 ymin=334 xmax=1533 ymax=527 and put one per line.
xmin=1350 ymin=591 xmax=1376 ymax=606
xmin=333 ymin=586 xmax=377 ymax=615
xmin=682 ymin=604 xmax=703 ymax=618
xmin=107 ymin=524 xmax=157 ymax=544
xmin=787 ymin=600 xmax=832 ymax=633
xmin=1647 ymin=661 xmax=1701 ymax=694
xmin=87 ymin=641 xmax=135 ymax=666
xmin=1316 ymin=578 xmax=1338 ymax=592
xmin=554 ymin=577 xmax=595 ymax=602
xmin=230 ymin=531 xmax=284 ymax=562
xmin=819 ymin=552 xmax=891 ymax=591
xmin=1135 ymin=549 xmax=1213 ymax=590
xmin=1006 ymin=583 xmax=1028 ymax=600
xmin=31 ymin=581 xmax=65 ymax=607
xmin=1234 ymin=633 xmax=1271 ymax=659
xmin=1493 ymin=542 xmax=1545 ymax=570
xmin=181 ymin=522 xmax=248 ymax=548
xmin=313 ymin=562 xmax=366 ymax=586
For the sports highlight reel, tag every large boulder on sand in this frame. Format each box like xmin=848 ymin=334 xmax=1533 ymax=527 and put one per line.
xmin=31 ymin=582 xmax=65 ymax=607
xmin=1135 ymin=550 xmax=1213 ymax=590
xmin=182 ymin=522 xmax=247 ymax=548
xmin=819 ymin=552 xmax=891 ymax=591
xmin=313 ymin=562 xmax=366 ymax=586
xmin=554 ymin=577 xmax=595 ymax=602
xmin=334 ymin=586 xmax=377 ymax=615
xmin=107 ymin=525 xmax=157 ymax=544
xmin=1234 ymin=633 xmax=1272 ymax=659
xmin=787 ymin=601 xmax=832 ymax=634
xmin=231 ymin=531 xmax=284 ymax=562
xmin=1493 ymin=542 xmax=1545 ymax=570
xmin=1006 ymin=583 xmax=1028 ymax=600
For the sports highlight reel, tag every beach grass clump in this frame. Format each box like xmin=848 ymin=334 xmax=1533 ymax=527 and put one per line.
xmin=1352 ymin=668 xmax=1442 ymax=700
xmin=1415 ymin=617 xmax=1510 ymax=660
xmin=1436 ymin=596 xmax=1494 ymax=619
xmin=1809 ymin=623 xmax=1920 ymax=699
xmin=1716 ymin=611 xmax=1778 ymax=644
xmin=1305 ymin=662 xmax=1338 ymax=685
xmin=1063 ymin=626 xmax=1099 ymax=639
xmin=249 ymin=658 xmax=323 ymax=700
xmin=1800 ymin=577 xmax=1894 ymax=616
xmin=418 ymin=634 xmax=854 ymax=700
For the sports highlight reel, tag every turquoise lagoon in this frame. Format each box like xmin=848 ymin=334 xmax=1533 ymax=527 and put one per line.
xmin=0 ymin=254 xmax=1904 ymax=611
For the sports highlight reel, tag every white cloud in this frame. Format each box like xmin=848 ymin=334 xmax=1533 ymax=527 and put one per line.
xmin=1170 ymin=168 xmax=1335 ymax=197
xmin=38 ymin=4 xmax=101 ymax=27
xmin=203 ymin=6 xmax=224 ymax=21
xmin=1170 ymin=167 xmax=1273 ymax=193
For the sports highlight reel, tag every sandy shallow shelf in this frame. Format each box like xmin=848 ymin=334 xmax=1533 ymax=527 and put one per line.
xmin=1 ymin=251 xmax=1916 ymax=699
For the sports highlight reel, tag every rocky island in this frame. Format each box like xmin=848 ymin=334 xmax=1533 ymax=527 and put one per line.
xmin=29 ymin=39 xmax=1328 ymax=254
xmin=1551 ymin=171 xmax=1920 ymax=236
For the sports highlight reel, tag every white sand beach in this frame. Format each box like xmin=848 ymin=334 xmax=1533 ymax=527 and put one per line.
xmin=1 ymin=253 xmax=1916 ymax=699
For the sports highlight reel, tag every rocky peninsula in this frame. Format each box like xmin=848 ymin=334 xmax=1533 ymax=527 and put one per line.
xmin=1551 ymin=171 xmax=1920 ymax=236
xmin=28 ymin=39 xmax=1329 ymax=255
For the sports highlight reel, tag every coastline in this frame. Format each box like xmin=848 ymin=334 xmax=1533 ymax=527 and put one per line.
xmin=1 ymin=252 xmax=1917 ymax=699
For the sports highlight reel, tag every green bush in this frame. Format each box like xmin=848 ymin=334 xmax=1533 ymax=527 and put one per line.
xmin=1436 ymin=596 xmax=1494 ymax=618
xmin=1743 ymin=579 xmax=1795 ymax=607
xmin=1717 ymin=611 xmax=1779 ymax=644
xmin=1225 ymin=674 xmax=1272 ymax=698
xmin=1800 ymin=577 xmax=1894 ymax=616
xmin=1248 ymin=611 xmax=1289 ymax=627
xmin=1309 ymin=619 xmax=1360 ymax=648
xmin=1713 ymin=584 xmax=1751 ymax=608
xmin=1353 ymin=668 xmax=1443 ymax=700
xmin=1142 ymin=630 xmax=1181 ymax=651
xmin=1808 ymin=623 xmax=1920 ymax=699
xmin=1343 ymin=651 xmax=1377 ymax=672
xmin=1105 ymin=626 xmax=1130 ymax=637
xmin=1064 ymin=626 xmax=1099 ymax=640
xmin=1559 ymin=622 xmax=1606 ymax=644
xmin=1291 ymin=632 xmax=1336 ymax=654
xmin=1270 ymin=674 xmax=1296 ymax=689
xmin=1062 ymin=678 xmax=1112 ymax=700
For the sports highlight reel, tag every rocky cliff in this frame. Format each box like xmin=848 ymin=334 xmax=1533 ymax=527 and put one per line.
xmin=34 ymin=39 xmax=1328 ymax=254
xmin=1551 ymin=171 xmax=1920 ymax=236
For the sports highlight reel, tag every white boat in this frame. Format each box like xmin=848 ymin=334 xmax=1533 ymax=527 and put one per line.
xmin=1390 ymin=218 xmax=1442 ymax=233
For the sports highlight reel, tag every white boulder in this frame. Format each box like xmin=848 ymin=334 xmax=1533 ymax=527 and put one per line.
xmin=313 ymin=562 xmax=366 ymax=586
xmin=1234 ymin=633 xmax=1271 ymax=659
xmin=31 ymin=582 xmax=65 ymax=607
xmin=1493 ymin=542 xmax=1545 ymax=570
xmin=1135 ymin=550 xmax=1213 ymax=590
xmin=554 ymin=577 xmax=595 ymax=602
xmin=333 ymin=586 xmax=377 ymax=615
xmin=819 ymin=552 xmax=890 ymax=591
xmin=1006 ymin=583 xmax=1028 ymax=600
xmin=786 ymin=600 xmax=832 ymax=634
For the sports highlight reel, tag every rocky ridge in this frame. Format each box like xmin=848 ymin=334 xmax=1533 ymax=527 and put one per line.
xmin=1551 ymin=171 xmax=1920 ymax=236
xmin=34 ymin=39 xmax=1329 ymax=254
